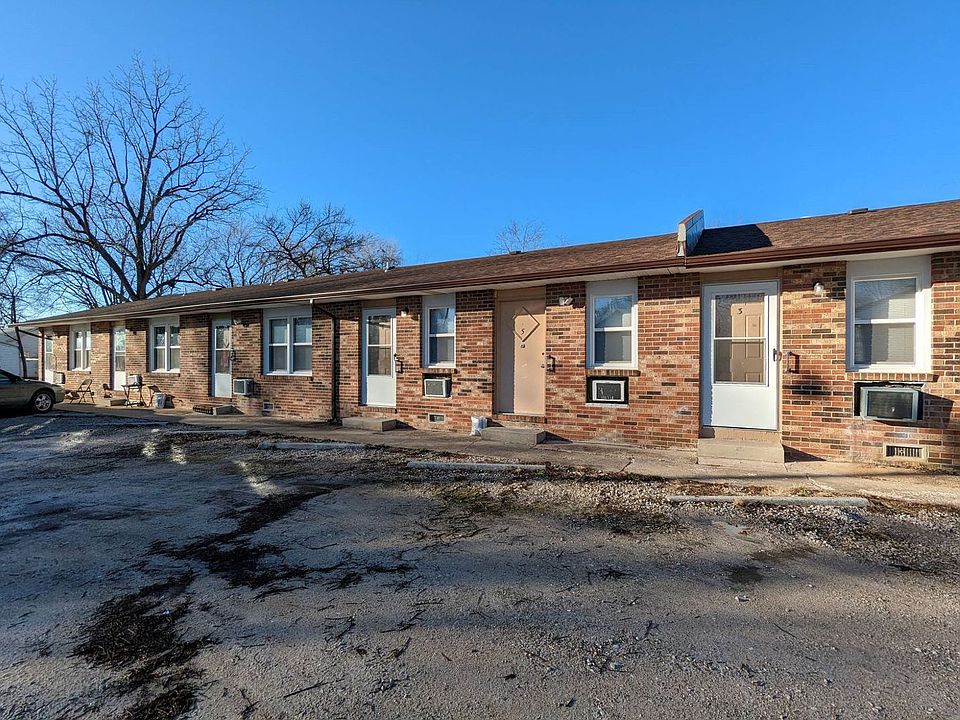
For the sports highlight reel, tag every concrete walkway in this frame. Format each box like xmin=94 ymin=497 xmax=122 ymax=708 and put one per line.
xmin=57 ymin=403 xmax=960 ymax=509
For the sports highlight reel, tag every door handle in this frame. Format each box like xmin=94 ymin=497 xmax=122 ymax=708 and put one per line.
xmin=772 ymin=348 xmax=783 ymax=362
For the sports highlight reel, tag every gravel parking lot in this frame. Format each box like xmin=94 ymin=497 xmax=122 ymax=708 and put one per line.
xmin=1 ymin=412 xmax=958 ymax=719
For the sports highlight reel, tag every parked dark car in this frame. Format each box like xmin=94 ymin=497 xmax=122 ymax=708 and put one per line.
xmin=0 ymin=369 xmax=65 ymax=413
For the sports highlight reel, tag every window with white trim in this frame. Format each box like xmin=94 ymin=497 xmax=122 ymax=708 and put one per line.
xmin=422 ymin=294 xmax=456 ymax=367
xmin=587 ymin=280 xmax=638 ymax=369
xmin=150 ymin=318 xmax=180 ymax=372
xmin=847 ymin=256 xmax=930 ymax=372
xmin=264 ymin=308 xmax=312 ymax=374
xmin=69 ymin=325 xmax=91 ymax=371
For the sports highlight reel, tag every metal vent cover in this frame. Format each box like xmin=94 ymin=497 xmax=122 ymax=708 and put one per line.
xmin=883 ymin=443 xmax=927 ymax=462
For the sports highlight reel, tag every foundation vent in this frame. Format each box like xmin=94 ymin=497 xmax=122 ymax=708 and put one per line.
xmin=427 ymin=413 xmax=445 ymax=423
xmin=883 ymin=443 xmax=927 ymax=462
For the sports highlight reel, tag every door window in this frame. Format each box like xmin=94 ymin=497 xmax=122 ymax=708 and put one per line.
xmin=44 ymin=335 xmax=55 ymax=375
xmin=113 ymin=330 xmax=126 ymax=374
xmin=366 ymin=315 xmax=393 ymax=376
xmin=215 ymin=325 xmax=231 ymax=374
xmin=713 ymin=292 xmax=765 ymax=384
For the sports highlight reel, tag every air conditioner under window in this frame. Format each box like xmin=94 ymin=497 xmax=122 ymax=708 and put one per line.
xmin=233 ymin=378 xmax=254 ymax=396
xmin=860 ymin=386 xmax=920 ymax=422
xmin=423 ymin=376 xmax=451 ymax=398
xmin=588 ymin=377 xmax=628 ymax=404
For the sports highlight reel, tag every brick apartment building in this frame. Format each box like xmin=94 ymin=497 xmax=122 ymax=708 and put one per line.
xmin=28 ymin=199 xmax=960 ymax=467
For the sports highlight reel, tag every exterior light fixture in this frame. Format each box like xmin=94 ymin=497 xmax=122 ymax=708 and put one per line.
xmin=813 ymin=282 xmax=826 ymax=297
xmin=558 ymin=296 xmax=574 ymax=306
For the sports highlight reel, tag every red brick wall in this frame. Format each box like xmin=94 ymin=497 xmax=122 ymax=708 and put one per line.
xmin=41 ymin=322 xmax=112 ymax=394
xmin=38 ymin=255 xmax=960 ymax=466
xmin=543 ymin=276 xmax=700 ymax=447
xmin=781 ymin=253 xmax=960 ymax=466
xmin=366 ymin=291 xmax=496 ymax=431
xmin=123 ymin=307 xmax=347 ymax=418
xmin=123 ymin=314 xmax=211 ymax=408
xmin=228 ymin=307 xmax=333 ymax=419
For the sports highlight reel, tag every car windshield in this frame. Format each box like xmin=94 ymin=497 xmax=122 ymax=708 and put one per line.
xmin=0 ymin=369 xmax=21 ymax=382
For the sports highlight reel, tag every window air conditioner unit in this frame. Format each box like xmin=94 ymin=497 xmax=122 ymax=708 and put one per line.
xmin=423 ymin=376 xmax=451 ymax=398
xmin=233 ymin=378 xmax=254 ymax=396
xmin=859 ymin=386 xmax=920 ymax=423
xmin=588 ymin=377 xmax=628 ymax=404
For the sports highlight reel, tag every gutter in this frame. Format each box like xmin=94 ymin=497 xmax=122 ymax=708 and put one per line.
xmin=311 ymin=299 xmax=340 ymax=422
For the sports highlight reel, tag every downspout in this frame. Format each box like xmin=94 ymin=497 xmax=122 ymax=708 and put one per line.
xmin=311 ymin=299 xmax=340 ymax=422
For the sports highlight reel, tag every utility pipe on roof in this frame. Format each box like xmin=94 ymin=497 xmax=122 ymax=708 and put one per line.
xmin=311 ymin=299 xmax=340 ymax=422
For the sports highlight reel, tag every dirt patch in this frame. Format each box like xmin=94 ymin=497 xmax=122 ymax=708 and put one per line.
xmin=74 ymin=572 xmax=211 ymax=719
xmin=725 ymin=564 xmax=764 ymax=585
xmin=151 ymin=486 xmax=339 ymax=591
xmin=866 ymin=496 xmax=960 ymax=516
xmin=669 ymin=480 xmax=832 ymax=498
xmin=575 ymin=507 xmax=684 ymax=536
xmin=741 ymin=504 xmax=960 ymax=579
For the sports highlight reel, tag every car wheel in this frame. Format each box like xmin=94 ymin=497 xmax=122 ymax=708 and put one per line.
xmin=31 ymin=390 xmax=55 ymax=414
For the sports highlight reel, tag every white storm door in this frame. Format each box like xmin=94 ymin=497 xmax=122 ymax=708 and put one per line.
xmin=43 ymin=334 xmax=56 ymax=383
xmin=212 ymin=317 xmax=233 ymax=398
xmin=112 ymin=326 xmax=126 ymax=390
xmin=702 ymin=281 xmax=779 ymax=430
xmin=362 ymin=308 xmax=396 ymax=407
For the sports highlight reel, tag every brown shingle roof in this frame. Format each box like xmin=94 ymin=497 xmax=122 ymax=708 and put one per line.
xmin=28 ymin=198 xmax=960 ymax=325
xmin=690 ymin=198 xmax=960 ymax=262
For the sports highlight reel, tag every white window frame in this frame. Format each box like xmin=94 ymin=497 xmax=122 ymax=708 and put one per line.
xmin=149 ymin=316 xmax=181 ymax=373
xmin=263 ymin=306 xmax=313 ymax=376
xmin=587 ymin=279 xmax=638 ymax=370
xmin=422 ymin=293 xmax=456 ymax=368
xmin=69 ymin=324 xmax=91 ymax=371
xmin=846 ymin=256 xmax=931 ymax=373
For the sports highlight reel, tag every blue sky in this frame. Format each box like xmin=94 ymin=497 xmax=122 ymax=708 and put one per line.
xmin=3 ymin=1 xmax=959 ymax=265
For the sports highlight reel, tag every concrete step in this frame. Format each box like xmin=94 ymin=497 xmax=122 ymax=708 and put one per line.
xmin=480 ymin=425 xmax=546 ymax=446
xmin=192 ymin=404 xmax=238 ymax=416
xmin=342 ymin=416 xmax=397 ymax=432
xmin=697 ymin=438 xmax=785 ymax=465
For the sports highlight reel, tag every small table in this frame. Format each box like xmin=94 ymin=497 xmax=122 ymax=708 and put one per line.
xmin=122 ymin=383 xmax=146 ymax=407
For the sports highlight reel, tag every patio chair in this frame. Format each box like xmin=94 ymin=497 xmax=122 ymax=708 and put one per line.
xmin=67 ymin=378 xmax=95 ymax=404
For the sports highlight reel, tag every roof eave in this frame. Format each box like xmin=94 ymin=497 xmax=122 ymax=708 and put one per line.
xmin=22 ymin=230 xmax=960 ymax=327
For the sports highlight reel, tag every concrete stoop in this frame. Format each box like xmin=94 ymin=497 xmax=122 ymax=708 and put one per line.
xmin=697 ymin=438 xmax=785 ymax=466
xmin=192 ymin=404 xmax=238 ymax=416
xmin=341 ymin=416 xmax=397 ymax=432
xmin=480 ymin=425 xmax=546 ymax=447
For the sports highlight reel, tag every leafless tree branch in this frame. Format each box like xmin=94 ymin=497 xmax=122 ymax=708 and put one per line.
xmin=0 ymin=57 xmax=261 ymax=308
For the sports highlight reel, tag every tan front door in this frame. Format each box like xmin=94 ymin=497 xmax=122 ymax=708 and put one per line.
xmin=496 ymin=294 xmax=546 ymax=415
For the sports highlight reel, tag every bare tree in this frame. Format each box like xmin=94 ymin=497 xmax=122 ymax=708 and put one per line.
xmin=0 ymin=217 xmax=44 ymax=375
xmin=187 ymin=219 xmax=273 ymax=289
xmin=259 ymin=201 xmax=400 ymax=281
xmin=493 ymin=219 xmax=545 ymax=254
xmin=0 ymin=58 xmax=260 ymax=308
xmin=190 ymin=202 xmax=401 ymax=289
